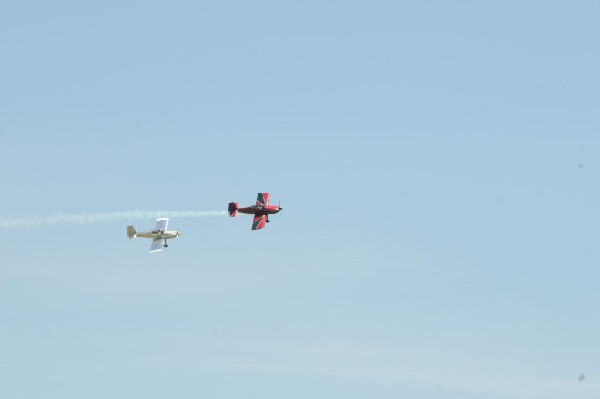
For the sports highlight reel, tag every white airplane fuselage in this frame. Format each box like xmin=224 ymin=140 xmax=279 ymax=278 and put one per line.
xmin=136 ymin=230 xmax=180 ymax=240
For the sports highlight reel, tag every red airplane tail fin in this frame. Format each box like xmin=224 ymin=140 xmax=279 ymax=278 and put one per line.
xmin=228 ymin=202 xmax=239 ymax=217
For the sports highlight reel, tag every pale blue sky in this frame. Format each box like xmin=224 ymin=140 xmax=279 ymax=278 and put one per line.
xmin=1 ymin=1 xmax=599 ymax=398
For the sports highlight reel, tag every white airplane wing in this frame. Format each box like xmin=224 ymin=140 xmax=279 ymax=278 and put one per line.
xmin=150 ymin=239 xmax=164 ymax=252
xmin=155 ymin=218 xmax=169 ymax=232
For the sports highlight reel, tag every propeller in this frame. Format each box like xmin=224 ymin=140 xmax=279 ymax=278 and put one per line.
xmin=278 ymin=201 xmax=283 ymax=211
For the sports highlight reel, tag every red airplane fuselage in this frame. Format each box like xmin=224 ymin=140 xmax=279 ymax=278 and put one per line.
xmin=237 ymin=204 xmax=281 ymax=216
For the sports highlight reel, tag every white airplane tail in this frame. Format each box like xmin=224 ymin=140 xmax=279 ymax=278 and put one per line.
xmin=127 ymin=226 xmax=137 ymax=239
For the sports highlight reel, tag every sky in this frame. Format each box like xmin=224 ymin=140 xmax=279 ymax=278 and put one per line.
xmin=0 ymin=1 xmax=599 ymax=398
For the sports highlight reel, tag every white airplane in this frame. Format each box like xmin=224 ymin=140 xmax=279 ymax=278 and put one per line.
xmin=127 ymin=218 xmax=180 ymax=252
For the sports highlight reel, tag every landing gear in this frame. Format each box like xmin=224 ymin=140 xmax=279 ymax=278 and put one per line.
xmin=164 ymin=239 xmax=168 ymax=248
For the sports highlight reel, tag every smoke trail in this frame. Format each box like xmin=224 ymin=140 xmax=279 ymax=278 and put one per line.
xmin=0 ymin=210 xmax=228 ymax=229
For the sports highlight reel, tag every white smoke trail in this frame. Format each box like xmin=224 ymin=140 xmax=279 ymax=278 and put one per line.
xmin=0 ymin=210 xmax=228 ymax=229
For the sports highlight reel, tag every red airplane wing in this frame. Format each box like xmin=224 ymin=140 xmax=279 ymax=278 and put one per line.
xmin=256 ymin=193 xmax=270 ymax=207
xmin=252 ymin=214 xmax=268 ymax=230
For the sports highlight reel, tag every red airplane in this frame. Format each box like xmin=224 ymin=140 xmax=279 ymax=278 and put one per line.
xmin=228 ymin=193 xmax=283 ymax=230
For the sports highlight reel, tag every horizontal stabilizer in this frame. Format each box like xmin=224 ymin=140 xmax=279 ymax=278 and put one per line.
xmin=127 ymin=225 xmax=137 ymax=239
xmin=228 ymin=202 xmax=239 ymax=217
